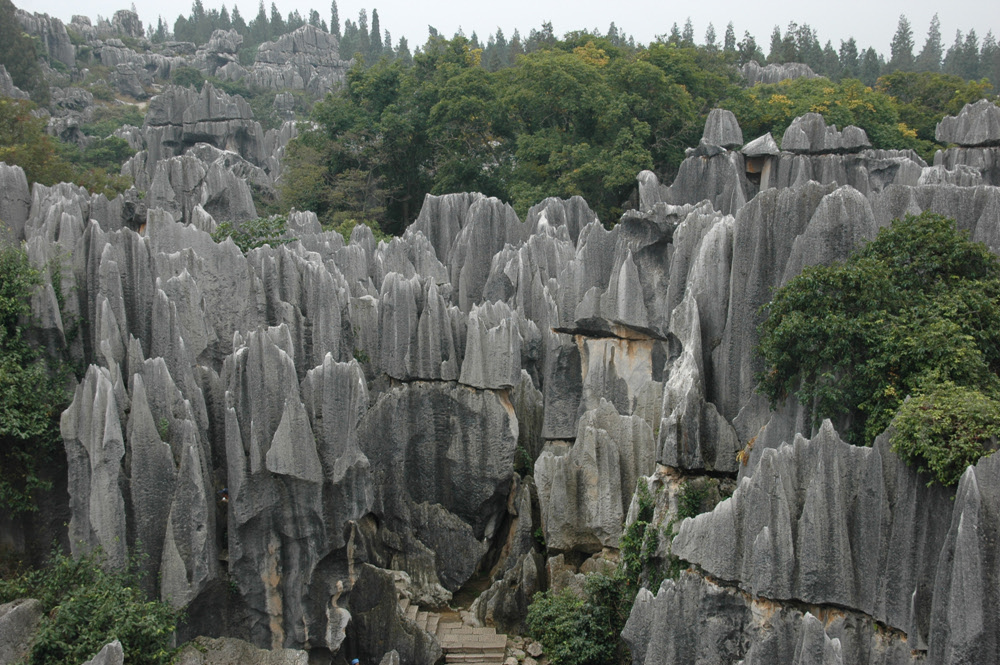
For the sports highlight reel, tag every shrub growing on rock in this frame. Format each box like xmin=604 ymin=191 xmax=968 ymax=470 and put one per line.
xmin=0 ymin=549 xmax=179 ymax=665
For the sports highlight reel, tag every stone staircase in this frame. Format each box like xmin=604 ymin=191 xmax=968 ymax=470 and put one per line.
xmin=397 ymin=596 xmax=507 ymax=665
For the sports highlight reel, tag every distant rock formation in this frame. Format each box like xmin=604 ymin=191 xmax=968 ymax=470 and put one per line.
xmin=740 ymin=61 xmax=819 ymax=85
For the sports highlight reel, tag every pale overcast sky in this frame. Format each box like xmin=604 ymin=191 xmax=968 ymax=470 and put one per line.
xmin=19 ymin=0 xmax=1000 ymax=56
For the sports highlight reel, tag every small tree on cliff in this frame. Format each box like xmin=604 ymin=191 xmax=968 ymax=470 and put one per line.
xmin=757 ymin=212 xmax=1000 ymax=485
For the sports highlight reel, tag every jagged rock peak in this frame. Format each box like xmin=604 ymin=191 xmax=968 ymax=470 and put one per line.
xmin=206 ymin=29 xmax=243 ymax=55
xmin=702 ymin=108 xmax=744 ymax=150
xmin=781 ymin=113 xmax=871 ymax=154
xmin=935 ymin=99 xmax=1000 ymax=147
xmin=256 ymin=25 xmax=344 ymax=65
xmin=740 ymin=61 xmax=819 ymax=85
xmin=0 ymin=65 xmax=29 ymax=100
xmin=742 ymin=132 xmax=780 ymax=156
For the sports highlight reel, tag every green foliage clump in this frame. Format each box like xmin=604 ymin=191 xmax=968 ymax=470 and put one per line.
xmin=81 ymin=105 xmax=146 ymax=138
xmin=328 ymin=216 xmax=392 ymax=243
xmin=0 ymin=99 xmax=73 ymax=187
xmin=0 ymin=98 xmax=135 ymax=197
xmin=171 ymin=66 xmax=207 ymax=90
xmin=525 ymin=587 xmax=617 ymax=665
xmin=891 ymin=382 xmax=1000 ymax=486
xmin=0 ymin=243 xmax=69 ymax=513
xmin=876 ymin=72 xmax=995 ymax=145
xmin=757 ymin=212 xmax=1000 ymax=484
xmin=0 ymin=549 xmax=179 ymax=665
xmin=527 ymin=481 xmax=662 ymax=665
xmin=283 ymin=34 xmax=736 ymax=231
xmin=676 ymin=478 xmax=712 ymax=520
xmin=725 ymin=77 xmax=933 ymax=158
xmin=211 ymin=215 xmax=291 ymax=253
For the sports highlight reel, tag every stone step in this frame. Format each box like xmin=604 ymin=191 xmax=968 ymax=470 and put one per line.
xmin=405 ymin=604 xmax=418 ymax=622
xmin=426 ymin=614 xmax=440 ymax=635
xmin=415 ymin=611 xmax=428 ymax=631
xmin=444 ymin=655 xmax=505 ymax=664
xmin=398 ymin=597 xmax=410 ymax=613
xmin=439 ymin=644 xmax=506 ymax=654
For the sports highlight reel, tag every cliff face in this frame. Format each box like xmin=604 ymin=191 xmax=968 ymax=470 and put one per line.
xmin=5 ymin=27 xmax=1000 ymax=662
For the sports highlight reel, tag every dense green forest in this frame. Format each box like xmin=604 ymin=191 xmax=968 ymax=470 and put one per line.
xmin=277 ymin=32 xmax=995 ymax=231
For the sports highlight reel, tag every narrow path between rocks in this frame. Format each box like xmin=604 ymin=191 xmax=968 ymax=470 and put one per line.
xmin=397 ymin=594 xmax=507 ymax=665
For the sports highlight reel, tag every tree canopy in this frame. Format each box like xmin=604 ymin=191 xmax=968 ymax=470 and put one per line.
xmin=756 ymin=212 xmax=1000 ymax=485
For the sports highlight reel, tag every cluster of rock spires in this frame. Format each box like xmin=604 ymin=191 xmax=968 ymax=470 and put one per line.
xmin=8 ymin=7 xmax=348 ymax=214
xmin=5 ymin=8 xmax=1000 ymax=663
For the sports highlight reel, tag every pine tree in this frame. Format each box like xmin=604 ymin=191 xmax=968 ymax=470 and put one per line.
xmin=330 ymin=0 xmax=341 ymax=39
xmin=767 ymin=25 xmax=783 ymax=63
xmin=915 ymin=13 xmax=942 ymax=72
xmin=860 ymin=46 xmax=882 ymax=86
xmin=510 ymin=29 xmax=524 ymax=59
xmin=369 ymin=8 xmax=382 ymax=59
xmin=250 ymin=1 xmax=269 ymax=43
xmin=668 ymin=23 xmax=681 ymax=45
xmin=152 ymin=16 xmax=168 ymax=42
xmin=982 ymin=32 xmax=1000 ymax=89
xmin=738 ymin=31 xmax=762 ymax=65
xmin=943 ymin=30 xmax=980 ymax=80
xmin=269 ymin=3 xmax=285 ymax=37
xmin=704 ymin=23 xmax=717 ymax=50
xmin=820 ymin=41 xmax=840 ymax=79
xmin=396 ymin=35 xmax=412 ymax=66
xmin=682 ymin=17 xmax=694 ymax=45
xmin=888 ymin=14 xmax=915 ymax=71
xmin=357 ymin=9 xmax=370 ymax=62
xmin=839 ymin=38 xmax=859 ymax=79
xmin=231 ymin=6 xmax=246 ymax=35
xmin=724 ymin=22 xmax=736 ymax=53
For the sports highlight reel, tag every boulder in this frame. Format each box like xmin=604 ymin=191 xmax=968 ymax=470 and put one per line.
xmin=702 ymin=108 xmax=743 ymax=149
xmin=781 ymin=113 xmax=871 ymax=154
xmin=742 ymin=132 xmax=780 ymax=157
xmin=935 ymin=99 xmax=1000 ymax=147
xmin=174 ymin=636 xmax=308 ymax=665
xmin=82 ymin=640 xmax=125 ymax=665
xmin=0 ymin=599 xmax=43 ymax=664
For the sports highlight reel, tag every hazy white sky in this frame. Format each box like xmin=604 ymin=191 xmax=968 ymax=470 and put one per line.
xmin=19 ymin=0 xmax=1000 ymax=55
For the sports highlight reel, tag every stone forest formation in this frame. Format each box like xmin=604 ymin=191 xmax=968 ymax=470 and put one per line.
xmin=2 ymin=4 xmax=1000 ymax=665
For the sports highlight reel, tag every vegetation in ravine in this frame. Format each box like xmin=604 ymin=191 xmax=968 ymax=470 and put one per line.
xmin=756 ymin=212 xmax=1000 ymax=485
xmin=526 ymin=479 xmax=720 ymax=665
xmin=0 ymin=242 xmax=70 ymax=514
xmin=0 ymin=548 xmax=180 ymax=665
xmin=0 ymin=98 xmax=133 ymax=198
xmin=210 ymin=214 xmax=291 ymax=253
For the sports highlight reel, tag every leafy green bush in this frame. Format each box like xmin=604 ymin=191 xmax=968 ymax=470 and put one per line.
xmin=211 ymin=215 xmax=291 ymax=253
xmin=0 ymin=549 xmax=179 ymax=665
xmin=526 ymin=588 xmax=617 ymax=665
xmin=171 ymin=66 xmax=207 ymax=91
xmin=757 ymin=212 xmax=1000 ymax=484
xmin=892 ymin=382 xmax=1000 ymax=486
xmin=328 ymin=216 xmax=392 ymax=243
xmin=81 ymin=105 xmax=145 ymax=138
